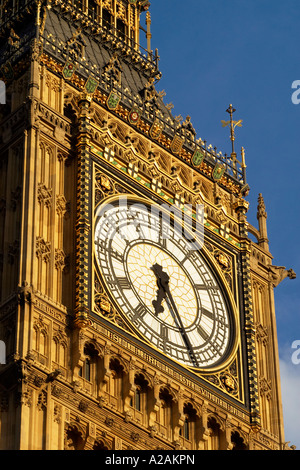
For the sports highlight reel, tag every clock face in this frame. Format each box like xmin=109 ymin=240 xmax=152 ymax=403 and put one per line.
xmin=94 ymin=197 xmax=234 ymax=370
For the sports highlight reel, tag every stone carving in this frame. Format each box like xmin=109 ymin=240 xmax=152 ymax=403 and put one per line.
xmin=36 ymin=237 xmax=51 ymax=263
xmin=268 ymin=266 xmax=296 ymax=287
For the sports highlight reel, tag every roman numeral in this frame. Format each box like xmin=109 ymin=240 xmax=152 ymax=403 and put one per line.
xmin=195 ymin=284 xmax=218 ymax=291
xmin=95 ymin=238 xmax=105 ymax=251
xmin=197 ymin=325 xmax=210 ymax=342
xmin=116 ymin=277 xmax=131 ymax=290
xmin=201 ymin=308 xmax=215 ymax=320
xmin=160 ymin=324 xmax=169 ymax=340
xmin=111 ymin=249 xmax=124 ymax=263
xmin=158 ymin=219 xmax=168 ymax=247
xmin=131 ymin=304 xmax=147 ymax=322
xmin=158 ymin=325 xmax=169 ymax=352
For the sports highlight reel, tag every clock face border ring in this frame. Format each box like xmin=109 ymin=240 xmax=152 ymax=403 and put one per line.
xmin=93 ymin=194 xmax=240 ymax=373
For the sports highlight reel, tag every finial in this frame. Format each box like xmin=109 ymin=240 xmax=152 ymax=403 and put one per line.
xmin=257 ymin=193 xmax=269 ymax=250
xmin=221 ymin=104 xmax=243 ymax=157
xmin=241 ymin=147 xmax=246 ymax=168
xmin=257 ymin=193 xmax=267 ymax=219
xmin=146 ymin=11 xmax=152 ymax=59
xmin=241 ymin=146 xmax=247 ymax=185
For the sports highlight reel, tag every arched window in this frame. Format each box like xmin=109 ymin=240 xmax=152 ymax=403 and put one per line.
xmin=108 ymin=358 xmax=125 ymax=410
xmin=158 ymin=388 xmax=175 ymax=441
xmin=93 ymin=439 xmax=109 ymax=450
xmin=78 ymin=343 xmax=100 ymax=395
xmin=179 ymin=403 xmax=199 ymax=448
xmin=182 ymin=417 xmax=190 ymax=440
xmin=65 ymin=424 xmax=85 ymax=450
xmin=130 ymin=373 xmax=150 ymax=427
xmin=231 ymin=431 xmax=248 ymax=450
xmin=207 ymin=417 xmax=221 ymax=450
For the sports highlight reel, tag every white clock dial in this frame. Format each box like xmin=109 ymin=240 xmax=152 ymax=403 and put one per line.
xmin=94 ymin=197 xmax=234 ymax=369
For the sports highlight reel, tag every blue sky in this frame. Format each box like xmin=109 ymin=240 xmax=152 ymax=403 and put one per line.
xmin=146 ymin=0 xmax=300 ymax=449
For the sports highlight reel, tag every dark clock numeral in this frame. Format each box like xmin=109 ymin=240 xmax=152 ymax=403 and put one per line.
xmin=158 ymin=325 xmax=169 ymax=352
xmin=197 ymin=325 xmax=210 ymax=342
xmin=116 ymin=277 xmax=131 ymax=290
xmin=158 ymin=220 xmax=168 ymax=247
xmin=131 ymin=304 xmax=147 ymax=322
xmin=195 ymin=284 xmax=218 ymax=291
xmin=159 ymin=233 xmax=167 ymax=248
xmin=160 ymin=324 xmax=169 ymax=340
xmin=95 ymin=238 xmax=105 ymax=251
xmin=111 ymin=249 xmax=124 ymax=263
xmin=201 ymin=308 xmax=215 ymax=320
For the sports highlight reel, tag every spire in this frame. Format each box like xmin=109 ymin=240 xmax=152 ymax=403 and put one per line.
xmin=222 ymin=104 xmax=243 ymax=158
xmin=221 ymin=104 xmax=246 ymax=184
xmin=257 ymin=193 xmax=269 ymax=251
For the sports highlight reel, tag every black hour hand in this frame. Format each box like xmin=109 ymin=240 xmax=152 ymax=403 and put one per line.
xmin=151 ymin=263 xmax=169 ymax=315
xmin=152 ymin=290 xmax=166 ymax=315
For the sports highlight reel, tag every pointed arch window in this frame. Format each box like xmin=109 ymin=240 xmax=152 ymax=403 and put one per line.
xmin=231 ymin=431 xmax=248 ymax=450
xmin=179 ymin=402 xmax=199 ymax=447
xmin=108 ymin=358 xmax=125 ymax=410
xmin=207 ymin=416 xmax=222 ymax=450
xmin=158 ymin=388 xmax=175 ymax=441
xmin=130 ymin=373 xmax=150 ymax=427
xmin=78 ymin=343 xmax=101 ymax=396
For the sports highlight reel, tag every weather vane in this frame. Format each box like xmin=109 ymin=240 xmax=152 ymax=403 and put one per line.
xmin=221 ymin=104 xmax=243 ymax=157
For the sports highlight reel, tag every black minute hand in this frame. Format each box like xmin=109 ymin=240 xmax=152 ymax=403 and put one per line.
xmin=150 ymin=263 xmax=199 ymax=368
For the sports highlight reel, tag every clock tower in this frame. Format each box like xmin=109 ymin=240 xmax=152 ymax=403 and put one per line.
xmin=0 ymin=0 xmax=296 ymax=450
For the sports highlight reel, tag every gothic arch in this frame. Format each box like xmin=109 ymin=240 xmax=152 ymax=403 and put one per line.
xmin=83 ymin=340 xmax=103 ymax=359
xmin=65 ymin=421 xmax=86 ymax=450
xmin=231 ymin=429 xmax=249 ymax=450
xmin=93 ymin=438 xmax=110 ymax=450
xmin=109 ymin=355 xmax=129 ymax=375
xmin=159 ymin=385 xmax=177 ymax=404
xmin=133 ymin=369 xmax=153 ymax=389
xmin=207 ymin=413 xmax=225 ymax=432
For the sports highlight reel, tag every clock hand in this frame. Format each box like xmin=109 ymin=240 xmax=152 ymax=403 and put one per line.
xmin=150 ymin=263 xmax=199 ymax=368
xmin=150 ymin=263 xmax=169 ymax=315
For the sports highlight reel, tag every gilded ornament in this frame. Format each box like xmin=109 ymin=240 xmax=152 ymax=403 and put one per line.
xmin=62 ymin=60 xmax=76 ymax=79
xmin=170 ymin=135 xmax=184 ymax=155
xmin=212 ymin=163 xmax=226 ymax=182
xmin=84 ymin=76 xmax=98 ymax=95
xmin=217 ymin=253 xmax=229 ymax=268
xmin=100 ymin=175 xmax=112 ymax=191
xmin=100 ymin=298 xmax=111 ymax=314
xmin=128 ymin=106 xmax=142 ymax=125
xmin=107 ymin=91 xmax=121 ymax=110
xmin=191 ymin=149 xmax=205 ymax=167
xmin=149 ymin=118 xmax=163 ymax=140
